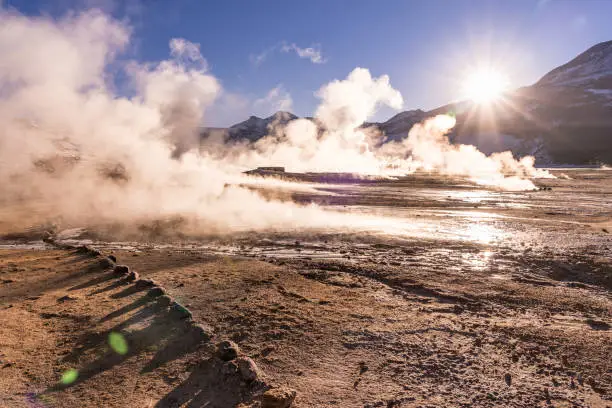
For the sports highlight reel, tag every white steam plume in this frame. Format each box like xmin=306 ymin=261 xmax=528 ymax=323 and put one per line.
xmin=0 ymin=9 xmax=552 ymax=239
xmin=202 ymin=68 xmax=552 ymax=190
xmin=0 ymin=9 xmax=343 ymax=235
xmin=211 ymin=68 xmax=405 ymax=174
xmin=382 ymin=115 xmax=554 ymax=190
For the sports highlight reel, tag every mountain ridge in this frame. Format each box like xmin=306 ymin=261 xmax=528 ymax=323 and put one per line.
xmin=536 ymin=40 xmax=612 ymax=88
xmin=203 ymin=40 xmax=612 ymax=164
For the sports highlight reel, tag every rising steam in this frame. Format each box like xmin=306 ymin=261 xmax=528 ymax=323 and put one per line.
xmin=0 ymin=9 xmax=551 ymax=237
xmin=204 ymin=71 xmax=553 ymax=189
xmin=0 ymin=9 xmax=319 ymax=234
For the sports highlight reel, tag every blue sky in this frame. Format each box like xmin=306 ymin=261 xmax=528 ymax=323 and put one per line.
xmin=3 ymin=0 xmax=612 ymax=126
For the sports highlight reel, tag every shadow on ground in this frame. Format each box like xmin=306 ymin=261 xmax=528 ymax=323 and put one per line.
xmin=45 ymin=287 xmax=265 ymax=407
xmin=154 ymin=357 xmax=267 ymax=408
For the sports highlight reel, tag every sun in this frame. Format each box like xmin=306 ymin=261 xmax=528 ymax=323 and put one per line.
xmin=462 ymin=68 xmax=510 ymax=104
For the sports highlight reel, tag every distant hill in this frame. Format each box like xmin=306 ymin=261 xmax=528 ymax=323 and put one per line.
xmin=203 ymin=40 xmax=612 ymax=164
xmin=537 ymin=40 xmax=612 ymax=88
xmin=228 ymin=111 xmax=298 ymax=141
xmin=201 ymin=111 xmax=298 ymax=143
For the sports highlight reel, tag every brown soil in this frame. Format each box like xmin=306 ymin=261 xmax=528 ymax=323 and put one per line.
xmin=0 ymin=169 xmax=611 ymax=407
xmin=0 ymin=245 xmax=610 ymax=407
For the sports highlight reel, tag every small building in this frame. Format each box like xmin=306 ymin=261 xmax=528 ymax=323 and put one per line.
xmin=244 ymin=166 xmax=286 ymax=175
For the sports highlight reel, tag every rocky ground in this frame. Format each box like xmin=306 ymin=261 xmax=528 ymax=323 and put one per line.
xmin=0 ymin=169 xmax=611 ymax=407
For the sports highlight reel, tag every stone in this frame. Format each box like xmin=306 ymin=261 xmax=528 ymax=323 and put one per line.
xmin=236 ymin=357 xmax=261 ymax=382
xmin=107 ymin=255 xmax=117 ymax=263
xmin=98 ymin=257 xmax=115 ymax=269
xmin=216 ymin=340 xmax=240 ymax=361
xmin=125 ymin=271 xmax=139 ymax=282
xmin=169 ymin=302 xmax=192 ymax=320
xmin=134 ymin=278 xmax=157 ymax=289
xmin=262 ymin=387 xmax=297 ymax=408
xmin=190 ymin=323 xmax=213 ymax=343
xmin=112 ymin=265 xmax=130 ymax=276
xmin=147 ymin=286 xmax=166 ymax=298
xmin=156 ymin=295 xmax=173 ymax=308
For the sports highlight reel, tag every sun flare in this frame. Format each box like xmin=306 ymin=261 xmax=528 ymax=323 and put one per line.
xmin=462 ymin=68 xmax=510 ymax=103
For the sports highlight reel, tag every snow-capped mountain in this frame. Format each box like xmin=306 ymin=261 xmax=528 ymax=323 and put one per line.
xmin=204 ymin=40 xmax=612 ymax=164
xmin=228 ymin=111 xmax=297 ymax=141
xmin=374 ymin=110 xmax=427 ymax=142
xmin=486 ymin=40 xmax=612 ymax=163
xmin=381 ymin=40 xmax=612 ymax=163
xmin=537 ymin=40 xmax=612 ymax=88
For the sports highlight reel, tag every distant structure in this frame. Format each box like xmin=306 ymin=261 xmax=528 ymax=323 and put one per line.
xmin=244 ymin=166 xmax=286 ymax=175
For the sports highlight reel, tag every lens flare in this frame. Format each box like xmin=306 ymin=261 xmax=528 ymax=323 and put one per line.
xmin=60 ymin=368 xmax=79 ymax=385
xmin=108 ymin=332 xmax=128 ymax=355
xmin=462 ymin=68 xmax=510 ymax=103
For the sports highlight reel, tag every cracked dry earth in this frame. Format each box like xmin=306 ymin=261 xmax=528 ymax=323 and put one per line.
xmin=0 ymin=169 xmax=611 ymax=407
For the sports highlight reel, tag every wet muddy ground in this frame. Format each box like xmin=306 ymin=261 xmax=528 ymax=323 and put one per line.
xmin=0 ymin=169 xmax=611 ymax=407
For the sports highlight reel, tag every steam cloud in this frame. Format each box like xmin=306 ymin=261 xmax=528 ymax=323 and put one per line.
xmin=0 ymin=9 xmax=324 ymax=234
xmin=0 ymin=9 xmax=551 ymax=237
xmin=205 ymin=69 xmax=553 ymax=189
